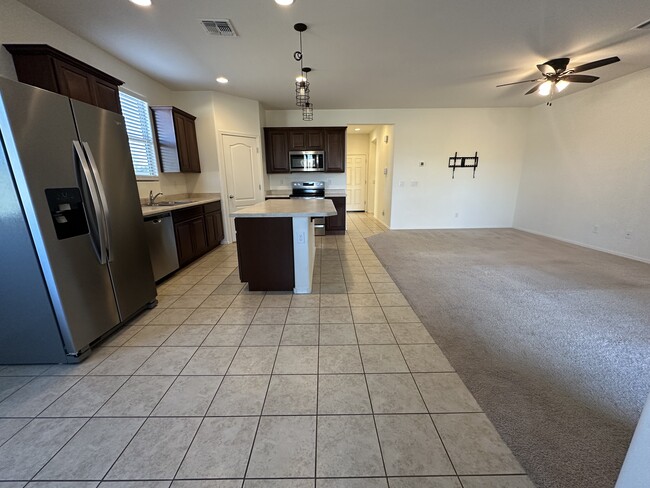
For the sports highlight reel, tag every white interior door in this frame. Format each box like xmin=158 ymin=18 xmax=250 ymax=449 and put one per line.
xmin=346 ymin=154 xmax=367 ymax=211
xmin=222 ymin=134 xmax=262 ymax=241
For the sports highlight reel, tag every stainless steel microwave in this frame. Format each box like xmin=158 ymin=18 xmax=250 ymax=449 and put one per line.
xmin=289 ymin=150 xmax=325 ymax=172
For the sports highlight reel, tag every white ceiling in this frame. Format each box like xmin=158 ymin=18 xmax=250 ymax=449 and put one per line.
xmin=18 ymin=0 xmax=650 ymax=109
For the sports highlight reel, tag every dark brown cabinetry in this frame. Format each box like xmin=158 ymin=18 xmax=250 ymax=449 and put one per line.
xmin=236 ymin=218 xmax=295 ymax=291
xmin=151 ymin=106 xmax=201 ymax=173
xmin=264 ymin=126 xmax=347 ymax=174
xmin=264 ymin=129 xmax=290 ymax=173
xmin=4 ymin=44 xmax=124 ymax=113
xmin=204 ymin=201 xmax=225 ymax=250
xmin=325 ymin=197 xmax=347 ymax=234
xmin=171 ymin=202 xmax=223 ymax=267
xmin=324 ymin=128 xmax=346 ymax=173
xmin=289 ymin=129 xmax=324 ymax=150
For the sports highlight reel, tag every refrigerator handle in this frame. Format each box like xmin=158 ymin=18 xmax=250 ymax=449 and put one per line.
xmin=73 ymin=141 xmax=108 ymax=265
xmin=81 ymin=141 xmax=113 ymax=263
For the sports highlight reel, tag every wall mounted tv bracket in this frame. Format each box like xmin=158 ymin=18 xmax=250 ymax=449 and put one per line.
xmin=448 ymin=151 xmax=479 ymax=179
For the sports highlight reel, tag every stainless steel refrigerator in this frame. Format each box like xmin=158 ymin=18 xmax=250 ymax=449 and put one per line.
xmin=0 ymin=77 xmax=157 ymax=364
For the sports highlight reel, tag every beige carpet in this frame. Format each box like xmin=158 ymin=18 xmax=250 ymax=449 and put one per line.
xmin=366 ymin=228 xmax=650 ymax=488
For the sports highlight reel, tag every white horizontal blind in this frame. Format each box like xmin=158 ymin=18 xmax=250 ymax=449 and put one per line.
xmin=119 ymin=91 xmax=159 ymax=178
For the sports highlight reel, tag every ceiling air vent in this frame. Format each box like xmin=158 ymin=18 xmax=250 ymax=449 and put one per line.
xmin=634 ymin=18 xmax=650 ymax=30
xmin=200 ymin=19 xmax=238 ymax=37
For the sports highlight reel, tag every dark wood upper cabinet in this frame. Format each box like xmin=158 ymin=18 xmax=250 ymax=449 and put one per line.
xmin=264 ymin=128 xmax=290 ymax=173
xmin=151 ymin=106 xmax=201 ymax=174
xmin=324 ymin=127 xmax=346 ymax=173
xmin=289 ymin=129 xmax=323 ymax=150
xmin=264 ymin=126 xmax=347 ymax=173
xmin=4 ymin=44 xmax=123 ymax=113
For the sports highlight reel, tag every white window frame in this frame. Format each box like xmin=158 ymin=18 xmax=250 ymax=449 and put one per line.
xmin=119 ymin=88 xmax=159 ymax=181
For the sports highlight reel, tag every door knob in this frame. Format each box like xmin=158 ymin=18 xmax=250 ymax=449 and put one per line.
xmin=229 ymin=195 xmax=234 ymax=199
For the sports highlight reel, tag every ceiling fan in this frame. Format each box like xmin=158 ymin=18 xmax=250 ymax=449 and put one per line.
xmin=497 ymin=56 xmax=620 ymax=104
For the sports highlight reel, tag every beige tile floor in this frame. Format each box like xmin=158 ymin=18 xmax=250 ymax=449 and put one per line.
xmin=0 ymin=212 xmax=535 ymax=488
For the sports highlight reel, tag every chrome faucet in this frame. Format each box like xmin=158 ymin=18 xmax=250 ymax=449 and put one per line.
xmin=149 ymin=191 xmax=163 ymax=206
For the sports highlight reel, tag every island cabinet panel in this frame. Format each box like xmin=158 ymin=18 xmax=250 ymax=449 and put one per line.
xmin=325 ymin=196 xmax=346 ymax=233
xmin=4 ymin=44 xmax=124 ymax=113
xmin=264 ymin=128 xmax=290 ymax=173
xmin=151 ymin=106 xmax=201 ymax=173
xmin=235 ymin=218 xmax=295 ymax=291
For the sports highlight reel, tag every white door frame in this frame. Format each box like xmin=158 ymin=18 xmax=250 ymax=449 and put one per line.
xmin=217 ymin=130 xmax=265 ymax=243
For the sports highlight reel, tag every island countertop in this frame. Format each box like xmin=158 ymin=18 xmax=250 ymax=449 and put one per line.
xmin=231 ymin=198 xmax=337 ymax=218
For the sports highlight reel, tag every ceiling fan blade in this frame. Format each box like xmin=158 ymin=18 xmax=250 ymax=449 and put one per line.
xmin=561 ymin=74 xmax=599 ymax=83
xmin=524 ymin=82 xmax=545 ymax=95
xmin=537 ymin=57 xmax=570 ymax=75
xmin=571 ymin=56 xmax=620 ymax=73
xmin=496 ymin=79 xmax=542 ymax=87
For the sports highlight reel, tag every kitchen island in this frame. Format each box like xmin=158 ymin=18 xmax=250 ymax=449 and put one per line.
xmin=231 ymin=199 xmax=337 ymax=293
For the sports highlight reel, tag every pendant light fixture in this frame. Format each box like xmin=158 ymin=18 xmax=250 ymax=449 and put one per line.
xmin=295 ymin=67 xmax=310 ymax=107
xmin=293 ymin=22 xmax=314 ymax=121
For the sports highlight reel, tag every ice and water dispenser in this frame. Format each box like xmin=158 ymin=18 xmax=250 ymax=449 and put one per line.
xmin=45 ymin=188 xmax=89 ymax=240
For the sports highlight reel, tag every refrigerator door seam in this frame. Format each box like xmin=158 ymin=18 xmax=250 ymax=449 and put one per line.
xmin=81 ymin=141 xmax=113 ymax=263
xmin=73 ymin=140 xmax=108 ymax=265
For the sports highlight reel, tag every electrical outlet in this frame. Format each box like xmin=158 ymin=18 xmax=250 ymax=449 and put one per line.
xmin=410 ymin=181 xmax=418 ymax=187
xmin=298 ymin=232 xmax=305 ymax=243
xmin=625 ymin=230 xmax=632 ymax=240
xmin=592 ymin=225 xmax=599 ymax=234
xmin=399 ymin=181 xmax=405 ymax=187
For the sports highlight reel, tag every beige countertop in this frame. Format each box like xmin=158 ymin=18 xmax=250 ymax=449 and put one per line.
xmin=141 ymin=193 xmax=221 ymax=217
xmin=231 ymin=198 xmax=337 ymax=218
xmin=265 ymin=189 xmax=347 ymax=198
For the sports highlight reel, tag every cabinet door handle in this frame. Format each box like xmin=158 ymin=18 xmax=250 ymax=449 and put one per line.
xmin=229 ymin=195 xmax=234 ymax=199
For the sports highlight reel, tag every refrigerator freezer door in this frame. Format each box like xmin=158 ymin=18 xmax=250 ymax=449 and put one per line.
xmin=0 ymin=78 xmax=120 ymax=355
xmin=70 ymin=100 xmax=156 ymax=321
xmin=0 ymin=137 xmax=68 ymax=364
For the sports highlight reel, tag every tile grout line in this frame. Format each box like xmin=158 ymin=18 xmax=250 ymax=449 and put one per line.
xmin=240 ymin=290 xmax=286 ymax=482
xmin=347 ymin=238 xmax=390 ymax=484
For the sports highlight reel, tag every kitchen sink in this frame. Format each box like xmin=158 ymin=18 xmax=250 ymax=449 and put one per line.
xmin=144 ymin=200 xmax=194 ymax=207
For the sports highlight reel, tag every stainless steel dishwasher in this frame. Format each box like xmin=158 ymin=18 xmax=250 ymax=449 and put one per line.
xmin=144 ymin=213 xmax=179 ymax=281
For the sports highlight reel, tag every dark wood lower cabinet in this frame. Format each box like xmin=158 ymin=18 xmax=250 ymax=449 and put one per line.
xmin=325 ymin=197 xmax=346 ymax=234
xmin=235 ymin=217 xmax=295 ymax=291
xmin=172 ymin=201 xmax=224 ymax=267
xmin=205 ymin=210 xmax=225 ymax=249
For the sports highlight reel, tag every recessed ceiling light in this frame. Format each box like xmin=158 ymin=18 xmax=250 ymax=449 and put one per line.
xmin=275 ymin=0 xmax=294 ymax=5
xmin=354 ymin=128 xmax=361 ymax=131
xmin=216 ymin=77 xmax=229 ymax=84
xmin=129 ymin=0 xmax=152 ymax=7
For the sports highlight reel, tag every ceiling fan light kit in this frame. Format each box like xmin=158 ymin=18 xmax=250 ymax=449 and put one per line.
xmin=497 ymin=55 xmax=621 ymax=105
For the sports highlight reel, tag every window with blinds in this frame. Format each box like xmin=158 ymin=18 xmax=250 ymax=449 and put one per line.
xmin=119 ymin=90 xmax=159 ymax=179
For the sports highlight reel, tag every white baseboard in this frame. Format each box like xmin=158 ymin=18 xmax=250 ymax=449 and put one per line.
xmin=513 ymin=226 xmax=650 ymax=264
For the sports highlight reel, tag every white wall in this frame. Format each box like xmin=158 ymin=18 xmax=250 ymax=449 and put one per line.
xmin=370 ymin=126 xmax=395 ymax=226
xmin=266 ymin=108 xmax=528 ymax=229
xmin=347 ymin=134 xmax=370 ymax=155
xmin=514 ymin=68 xmax=650 ymax=263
